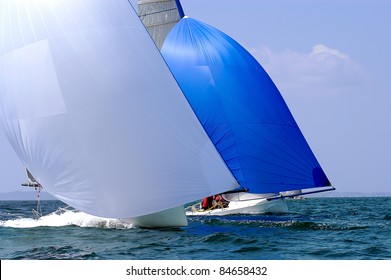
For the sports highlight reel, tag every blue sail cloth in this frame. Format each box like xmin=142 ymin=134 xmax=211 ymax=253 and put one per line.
xmin=161 ymin=17 xmax=331 ymax=193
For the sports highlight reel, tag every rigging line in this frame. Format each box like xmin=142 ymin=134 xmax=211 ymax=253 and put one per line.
xmin=174 ymin=0 xmax=185 ymax=18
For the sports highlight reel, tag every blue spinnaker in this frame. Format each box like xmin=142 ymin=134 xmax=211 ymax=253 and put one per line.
xmin=161 ymin=17 xmax=331 ymax=194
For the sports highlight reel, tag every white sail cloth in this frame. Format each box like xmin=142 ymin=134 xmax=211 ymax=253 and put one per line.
xmin=0 ymin=0 xmax=237 ymax=218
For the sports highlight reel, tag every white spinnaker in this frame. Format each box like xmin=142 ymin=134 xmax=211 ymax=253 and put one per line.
xmin=0 ymin=0 xmax=237 ymax=218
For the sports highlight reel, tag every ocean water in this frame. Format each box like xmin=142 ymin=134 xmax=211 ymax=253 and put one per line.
xmin=0 ymin=197 xmax=390 ymax=260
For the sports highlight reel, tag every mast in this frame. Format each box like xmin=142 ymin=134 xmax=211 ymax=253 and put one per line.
xmin=137 ymin=0 xmax=185 ymax=49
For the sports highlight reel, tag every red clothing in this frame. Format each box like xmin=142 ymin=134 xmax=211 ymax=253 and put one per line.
xmin=201 ymin=196 xmax=213 ymax=210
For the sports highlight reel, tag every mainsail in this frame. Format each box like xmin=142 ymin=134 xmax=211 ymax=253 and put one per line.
xmin=161 ymin=17 xmax=332 ymax=194
xmin=137 ymin=0 xmax=184 ymax=49
xmin=0 ymin=0 xmax=238 ymax=219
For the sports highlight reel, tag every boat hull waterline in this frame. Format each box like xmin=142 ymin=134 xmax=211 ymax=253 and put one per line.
xmin=124 ymin=205 xmax=188 ymax=228
xmin=186 ymin=195 xmax=288 ymax=216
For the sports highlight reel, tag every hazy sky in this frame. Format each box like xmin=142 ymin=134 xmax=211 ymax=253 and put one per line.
xmin=1 ymin=0 xmax=390 ymax=194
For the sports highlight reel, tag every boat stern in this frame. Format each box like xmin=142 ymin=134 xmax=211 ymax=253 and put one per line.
xmin=124 ymin=205 xmax=188 ymax=228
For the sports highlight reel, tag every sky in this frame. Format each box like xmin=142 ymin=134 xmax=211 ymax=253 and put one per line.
xmin=0 ymin=0 xmax=390 ymax=194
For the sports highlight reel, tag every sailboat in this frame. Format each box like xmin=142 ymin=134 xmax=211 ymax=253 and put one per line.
xmin=0 ymin=0 xmax=238 ymax=228
xmin=160 ymin=15 xmax=334 ymax=216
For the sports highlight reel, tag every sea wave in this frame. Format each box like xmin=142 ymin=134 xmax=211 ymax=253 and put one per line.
xmin=0 ymin=207 xmax=133 ymax=229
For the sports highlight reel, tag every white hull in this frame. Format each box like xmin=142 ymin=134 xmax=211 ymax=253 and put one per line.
xmin=123 ymin=205 xmax=188 ymax=228
xmin=186 ymin=193 xmax=288 ymax=216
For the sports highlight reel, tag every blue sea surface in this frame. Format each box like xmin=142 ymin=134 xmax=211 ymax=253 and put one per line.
xmin=0 ymin=197 xmax=390 ymax=260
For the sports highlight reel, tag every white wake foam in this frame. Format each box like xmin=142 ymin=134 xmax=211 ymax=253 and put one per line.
xmin=0 ymin=208 xmax=134 ymax=229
